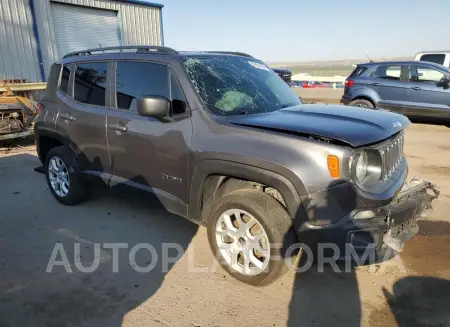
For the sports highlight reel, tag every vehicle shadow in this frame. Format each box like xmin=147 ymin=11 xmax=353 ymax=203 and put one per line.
xmin=368 ymin=220 xmax=450 ymax=327
xmin=381 ymin=276 xmax=450 ymax=327
xmin=0 ymin=135 xmax=35 ymax=151
xmin=0 ymin=152 xmax=198 ymax=327
xmin=286 ymin=180 xmax=362 ymax=327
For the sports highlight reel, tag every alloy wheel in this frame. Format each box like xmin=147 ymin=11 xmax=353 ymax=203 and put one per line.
xmin=215 ymin=209 xmax=270 ymax=276
xmin=48 ymin=156 xmax=70 ymax=197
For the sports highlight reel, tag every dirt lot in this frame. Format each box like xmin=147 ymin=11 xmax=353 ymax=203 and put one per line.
xmin=0 ymin=124 xmax=449 ymax=327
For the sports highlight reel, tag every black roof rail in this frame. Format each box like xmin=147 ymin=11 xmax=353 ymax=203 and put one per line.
xmin=63 ymin=45 xmax=179 ymax=58
xmin=205 ymin=51 xmax=254 ymax=58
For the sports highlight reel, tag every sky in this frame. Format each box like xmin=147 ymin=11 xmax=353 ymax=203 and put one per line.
xmin=152 ymin=0 xmax=450 ymax=63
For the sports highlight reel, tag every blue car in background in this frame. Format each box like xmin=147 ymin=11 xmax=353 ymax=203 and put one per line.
xmin=341 ymin=61 xmax=450 ymax=121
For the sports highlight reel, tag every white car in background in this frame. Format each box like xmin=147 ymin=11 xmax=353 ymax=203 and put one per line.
xmin=415 ymin=51 xmax=450 ymax=67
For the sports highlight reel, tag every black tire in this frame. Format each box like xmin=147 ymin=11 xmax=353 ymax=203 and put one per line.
xmin=45 ymin=146 xmax=88 ymax=205
xmin=348 ymin=99 xmax=375 ymax=109
xmin=207 ymin=189 xmax=297 ymax=286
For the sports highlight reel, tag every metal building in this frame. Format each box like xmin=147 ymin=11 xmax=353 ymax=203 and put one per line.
xmin=0 ymin=0 xmax=164 ymax=83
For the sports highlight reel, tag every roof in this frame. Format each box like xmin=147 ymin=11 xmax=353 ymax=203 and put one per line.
xmin=415 ymin=51 xmax=450 ymax=54
xmin=358 ymin=60 xmax=450 ymax=69
xmin=59 ymin=46 xmax=258 ymax=64
xmin=111 ymin=0 xmax=164 ymax=9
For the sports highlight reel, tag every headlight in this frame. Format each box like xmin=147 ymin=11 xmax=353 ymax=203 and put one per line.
xmin=352 ymin=150 xmax=382 ymax=185
xmin=355 ymin=151 xmax=368 ymax=182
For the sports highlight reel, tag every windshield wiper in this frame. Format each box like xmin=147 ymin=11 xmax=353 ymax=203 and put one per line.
xmin=232 ymin=108 xmax=253 ymax=115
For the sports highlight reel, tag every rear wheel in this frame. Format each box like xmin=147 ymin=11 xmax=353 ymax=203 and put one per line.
xmin=207 ymin=189 xmax=296 ymax=286
xmin=45 ymin=146 xmax=88 ymax=205
xmin=348 ymin=99 xmax=374 ymax=108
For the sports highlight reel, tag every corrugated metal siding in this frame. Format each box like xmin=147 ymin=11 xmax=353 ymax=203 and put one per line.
xmin=0 ymin=0 xmax=42 ymax=81
xmin=51 ymin=3 xmax=120 ymax=57
xmin=0 ymin=0 xmax=162 ymax=82
xmin=35 ymin=0 xmax=162 ymax=77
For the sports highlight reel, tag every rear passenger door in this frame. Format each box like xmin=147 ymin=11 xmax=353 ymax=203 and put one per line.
xmin=106 ymin=61 xmax=192 ymax=216
xmin=55 ymin=61 xmax=111 ymax=174
xmin=369 ymin=64 xmax=408 ymax=113
xmin=404 ymin=64 xmax=450 ymax=119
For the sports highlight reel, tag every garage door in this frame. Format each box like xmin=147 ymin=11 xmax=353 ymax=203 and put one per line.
xmin=51 ymin=3 xmax=121 ymax=58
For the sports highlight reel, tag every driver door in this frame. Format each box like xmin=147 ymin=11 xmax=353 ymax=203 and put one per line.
xmin=106 ymin=60 xmax=192 ymax=216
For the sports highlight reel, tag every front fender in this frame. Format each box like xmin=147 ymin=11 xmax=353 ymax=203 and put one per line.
xmin=188 ymin=158 xmax=308 ymax=227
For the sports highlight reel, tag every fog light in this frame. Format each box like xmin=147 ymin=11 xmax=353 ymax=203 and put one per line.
xmin=354 ymin=210 xmax=376 ymax=219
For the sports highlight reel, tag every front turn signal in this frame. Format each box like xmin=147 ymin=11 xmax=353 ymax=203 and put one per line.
xmin=327 ymin=155 xmax=340 ymax=178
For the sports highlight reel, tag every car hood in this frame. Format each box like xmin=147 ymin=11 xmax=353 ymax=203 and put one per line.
xmin=228 ymin=104 xmax=410 ymax=147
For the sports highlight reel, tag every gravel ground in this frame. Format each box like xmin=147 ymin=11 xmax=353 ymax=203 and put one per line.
xmin=0 ymin=124 xmax=449 ymax=327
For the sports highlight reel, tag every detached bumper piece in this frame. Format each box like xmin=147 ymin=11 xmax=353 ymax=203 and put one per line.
xmin=381 ymin=178 xmax=439 ymax=252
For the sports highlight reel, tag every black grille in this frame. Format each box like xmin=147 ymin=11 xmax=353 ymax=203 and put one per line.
xmin=380 ymin=132 xmax=404 ymax=180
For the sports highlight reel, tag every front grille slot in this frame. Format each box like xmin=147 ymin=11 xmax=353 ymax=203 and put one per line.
xmin=380 ymin=132 xmax=404 ymax=180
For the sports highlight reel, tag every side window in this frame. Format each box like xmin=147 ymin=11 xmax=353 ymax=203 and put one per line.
xmin=115 ymin=61 xmax=169 ymax=112
xmin=349 ymin=66 xmax=367 ymax=77
xmin=372 ymin=65 xmax=401 ymax=80
xmin=419 ymin=54 xmax=445 ymax=65
xmin=59 ymin=64 xmax=72 ymax=94
xmin=74 ymin=62 xmax=108 ymax=106
xmin=409 ymin=65 xmax=444 ymax=83
xmin=170 ymin=72 xmax=187 ymax=115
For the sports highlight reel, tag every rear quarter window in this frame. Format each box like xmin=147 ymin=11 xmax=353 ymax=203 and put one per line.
xmin=59 ymin=64 xmax=73 ymax=95
xmin=349 ymin=66 xmax=367 ymax=77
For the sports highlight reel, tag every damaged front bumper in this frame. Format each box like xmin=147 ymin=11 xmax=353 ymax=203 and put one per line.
xmin=298 ymin=178 xmax=439 ymax=258
xmin=380 ymin=178 xmax=439 ymax=252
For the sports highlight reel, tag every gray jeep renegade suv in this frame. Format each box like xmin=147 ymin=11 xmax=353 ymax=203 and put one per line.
xmin=35 ymin=46 xmax=438 ymax=286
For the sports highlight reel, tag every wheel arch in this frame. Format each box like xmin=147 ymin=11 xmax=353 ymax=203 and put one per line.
xmin=188 ymin=160 xmax=307 ymax=226
xmin=36 ymin=130 xmax=68 ymax=165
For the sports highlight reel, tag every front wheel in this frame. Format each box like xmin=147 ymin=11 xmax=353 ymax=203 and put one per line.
xmin=207 ymin=189 xmax=296 ymax=286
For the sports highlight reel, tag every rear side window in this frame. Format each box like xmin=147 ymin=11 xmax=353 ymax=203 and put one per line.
xmin=74 ymin=62 xmax=108 ymax=106
xmin=349 ymin=66 xmax=367 ymax=77
xmin=115 ymin=61 xmax=169 ymax=112
xmin=372 ymin=65 xmax=401 ymax=80
xmin=419 ymin=54 xmax=445 ymax=65
xmin=59 ymin=64 xmax=72 ymax=94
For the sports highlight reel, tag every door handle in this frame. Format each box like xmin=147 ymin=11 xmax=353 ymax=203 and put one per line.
xmin=108 ymin=124 xmax=128 ymax=132
xmin=59 ymin=113 xmax=76 ymax=121
xmin=411 ymin=86 xmax=422 ymax=90
xmin=371 ymin=82 xmax=380 ymax=86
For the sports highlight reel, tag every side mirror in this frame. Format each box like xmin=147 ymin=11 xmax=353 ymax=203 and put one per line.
xmin=438 ymin=77 xmax=450 ymax=88
xmin=137 ymin=96 xmax=170 ymax=118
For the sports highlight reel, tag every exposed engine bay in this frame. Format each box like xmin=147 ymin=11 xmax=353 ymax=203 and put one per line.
xmin=0 ymin=80 xmax=37 ymax=141
xmin=0 ymin=101 xmax=35 ymax=140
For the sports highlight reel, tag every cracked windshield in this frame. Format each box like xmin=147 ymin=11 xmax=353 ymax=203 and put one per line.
xmin=184 ymin=56 xmax=301 ymax=114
